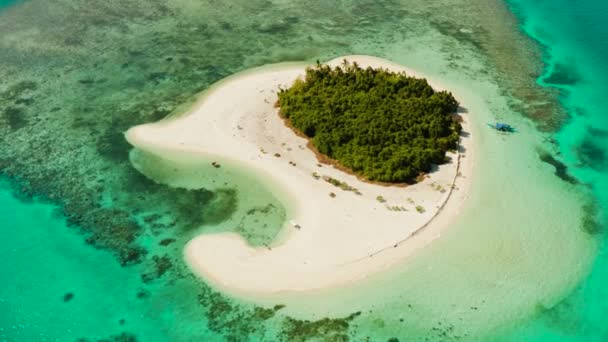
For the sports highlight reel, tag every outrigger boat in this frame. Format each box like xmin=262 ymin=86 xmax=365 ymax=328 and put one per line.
xmin=289 ymin=220 xmax=301 ymax=229
xmin=488 ymin=122 xmax=515 ymax=132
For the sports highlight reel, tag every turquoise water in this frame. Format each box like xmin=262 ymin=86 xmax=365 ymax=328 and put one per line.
xmin=0 ymin=0 xmax=606 ymax=340
xmin=495 ymin=0 xmax=608 ymax=341
xmin=0 ymin=178 xmax=169 ymax=341
xmin=0 ymin=175 xmax=285 ymax=340
xmin=0 ymin=0 xmax=17 ymax=8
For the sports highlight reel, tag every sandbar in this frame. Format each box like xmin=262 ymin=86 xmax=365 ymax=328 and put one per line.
xmin=125 ymin=55 xmax=474 ymax=299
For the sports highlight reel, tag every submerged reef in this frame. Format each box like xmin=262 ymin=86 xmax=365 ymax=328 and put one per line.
xmin=279 ymin=312 xmax=361 ymax=342
xmin=0 ymin=0 xmax=586 ymax=340
xmin=537 ymin=149 xmax=579 ymax=185
xmin=195 ymin=284 xmax=363 ymax=341
xmin=542 ymin=63 xmax=581 ymax=86
xmin=577 ymin=136 xmax=608 ymax=171
xmin=77 ymin=332 xmax=138 ymax=342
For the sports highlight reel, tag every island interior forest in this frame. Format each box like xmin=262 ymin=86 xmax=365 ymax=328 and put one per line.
xmin=277 ymin=61 xmax=462 ymax=183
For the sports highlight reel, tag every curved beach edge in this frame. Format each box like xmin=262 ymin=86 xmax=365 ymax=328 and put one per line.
xmin=125 ymin=55 xmax=475 ymax=300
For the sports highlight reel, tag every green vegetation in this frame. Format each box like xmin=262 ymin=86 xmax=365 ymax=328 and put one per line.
xmin=277 ymin=61 xmax=461 ymax=183
xmin=322 ymin=175 xmax=359 ymax=193
xmin=415 ymin=205 xmax=426 ymax=213
xmin=430 ymin=182 xmax=447 ymax=193
xmin=386 ymin=205 xmax=407 ymax=212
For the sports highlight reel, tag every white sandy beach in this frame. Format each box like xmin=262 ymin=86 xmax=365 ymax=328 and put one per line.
xmin=125 ymin=55 xmax=474 ymax=299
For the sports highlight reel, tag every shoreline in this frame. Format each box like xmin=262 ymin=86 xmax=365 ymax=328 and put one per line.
xmin=125 ymin=55 xmax=474 ymax=299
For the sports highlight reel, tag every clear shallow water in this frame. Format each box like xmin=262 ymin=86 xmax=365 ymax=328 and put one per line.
xmin=0 ymin=175 xmax=286 ymax=341
xmin=263 ymin=67 xmax=596 ymax=340
xmin=0 ymin=0 xmax=605 ymax=341
xmin=0 ymin=178 xmax=171 ymax=341
xmin=493 ymin=0 xmax=608 ymax=341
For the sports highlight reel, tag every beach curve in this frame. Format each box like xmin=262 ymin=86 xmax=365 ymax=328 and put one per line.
xmin=125 ymin=55 xmax=475 ymax=298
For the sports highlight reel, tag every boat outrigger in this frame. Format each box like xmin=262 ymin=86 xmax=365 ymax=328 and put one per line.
xmin=488 ymin=122 xmax=515 ymax=132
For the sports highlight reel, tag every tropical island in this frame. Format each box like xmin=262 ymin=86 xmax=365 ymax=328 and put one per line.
xmin=277 ymin=61 xmax=461 ymax=183
xmin=125 ymin=55 xmax=473 ymax=298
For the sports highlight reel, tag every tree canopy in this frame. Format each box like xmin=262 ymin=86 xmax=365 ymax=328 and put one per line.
xmin=277 ymin=61 xmax=461 ymax=183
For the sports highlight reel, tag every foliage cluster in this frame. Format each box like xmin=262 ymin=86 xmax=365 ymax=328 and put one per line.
xmin=277 ymin=61 xmax=461 ymax=182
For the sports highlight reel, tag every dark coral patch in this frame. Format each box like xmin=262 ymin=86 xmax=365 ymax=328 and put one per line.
xmin=427 ymin=320 xmax=461 ymax=340
xmin=15 ymin=98 xmax=34 ymax=106
xmin=538 ymin=150 xmax=578 ymax=184
xmin=201 ymin=65 xmax=231 ymax=82
xmin=543 ymin=63 xmax=581 ymax=86
xmin=135 ymin=289 xmax=150 ymax=299
xmin=158 ymin=238 xmax=176 ymax=246
xmin=77 ymin=332 xmax=137 ymax=342
xmin=78 ymin=78 xmax=96 ymax=85
xmin=280 ymin=311 xmax=361 ymax=341
xmin=147 ymin=72 xmax=172 ymax=84
xmin=196 ymin=288 xmax=285 ymax=338
xmin=141 ymin=254 xmax=173 ymax=283
xmin=252 ymin=307 xmax=279 ymax=321
xmin=149 ymin=108 xmax=171 ymax=122
xmin=63 ymin=292 xmax=74 ymax=302
xmin=67 ymin=207 xmax=147 ymax=266
xmin=96 ymin=131 xmax=132 ymax=162
xmin=430 ymin=20 xmax=485 ymax=51
xmin=3 ymin=107 xmax=28 ymax=130
xmin=581 ymin=202 xmax=603 ymax=235
xmin=124 ymin=166 xmax=236 ymax=229
xmin=588 ymin=127 xmax=608 ymax=138
xmin=576 ymin=136 xmax=607 ymax=171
